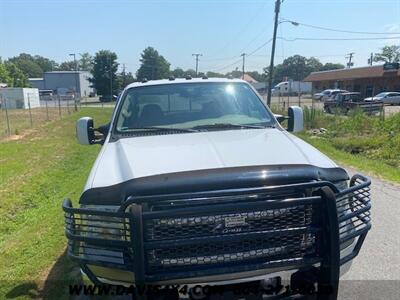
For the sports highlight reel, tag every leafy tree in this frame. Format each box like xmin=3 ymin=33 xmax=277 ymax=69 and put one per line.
xmin=117 ymin=71 xmax=135 ymax=88
xmin=136 ymin=47 xmax=170 ymax=80
xmin=226 ymin=69 xmax=242 ymax=79
xmin=206 ymin=71 xmax=225 ymax=78
xmin=171 ymin=68 xmax=185 ymax=78
xmin=58 ymin=61 xmax=77 ymax=71
xmin=374 ymin=45 xmax=400 ymax=63
xmin=247 ymin=71 xmax=266 ymax=82
xmin=79 ymin=52 xmax=94 ymax=71
xmin=34 ymin=55 xmax=57 ymax=72
xmin=7 ymin=53 xmax=43 ymax=78
xmin=184 ymin=69 xmax=196 ymax=77
xmin=5 ymin=62 xmax=29 ymax=87
xmin=90 ymin=50 xmax=119 ymax=96
xmin=320 ymin=62 xmax=345 ymax=71
xmin=306 ymin=57 xmax=323 ymax=72
xmin=0 ymin=61 xmax=12 ymax=86
xmin=264 ymin=55 xmax=342 ymax=84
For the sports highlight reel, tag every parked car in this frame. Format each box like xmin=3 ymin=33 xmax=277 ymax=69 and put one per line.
xmin=324 ymin=92 xmax=383 ymax=114
xmin=364 ymin=92 xmax=400 ymax=105
xmin=64 ymin=78 xmax=371 ymax=299
xmin=99 ymin=94 xmax=118 ymax=102
xmin=39 ymin=89 xmax=53 ymax=101
xmin=314 ymin=89 xmax=348 ymax=101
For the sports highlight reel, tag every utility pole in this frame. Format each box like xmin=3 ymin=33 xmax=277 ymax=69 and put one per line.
xmin=267 ymin=0 xmax=282 ymax=106
xmin=368 ymin=53 xmax=374 ymax=66
xmin=346 ymin=52 xmax=355 ymax=68
xmin=241 ymin=53 xmax=246 ymax=79
xmin=109 ymin=55 xmax=113 ymax=100
xmin=69 ymin=53 xmax=78 ymax=111
xmin=122 ymin=63 xmax=126 ymax=87
xmin=192 ymin=53 xmax=203 ymax=76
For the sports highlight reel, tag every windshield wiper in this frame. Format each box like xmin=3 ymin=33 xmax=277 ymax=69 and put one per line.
xmin=123 ymin=126 xmax=198 ymax=133
xmin=191 ymin=123 xmax=272 ymax=130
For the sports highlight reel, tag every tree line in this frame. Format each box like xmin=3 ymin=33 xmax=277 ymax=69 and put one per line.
xmin=0 ymin=45 xmax=398 ymax=96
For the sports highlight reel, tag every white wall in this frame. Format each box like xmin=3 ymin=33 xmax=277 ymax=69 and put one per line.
xmin=0 ymin=88 xmax=40 ymax=109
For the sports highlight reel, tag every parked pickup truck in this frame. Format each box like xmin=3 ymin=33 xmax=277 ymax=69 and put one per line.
xmin=324 ymin=92 xmax=383 ymax=114
xmin=63 ymin=78 xmax=371 ymax=299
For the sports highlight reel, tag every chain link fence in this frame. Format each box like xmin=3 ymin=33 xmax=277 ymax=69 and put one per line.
xmin=0 ymin=94 xmax=114 ymax=139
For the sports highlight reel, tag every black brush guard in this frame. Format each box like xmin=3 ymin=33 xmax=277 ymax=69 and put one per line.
xmin=63 ymin=174 xmax=371 ymax=298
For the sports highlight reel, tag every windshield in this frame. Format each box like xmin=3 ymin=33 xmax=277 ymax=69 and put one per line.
xmin=375 ymin=93 xmax=388 ymax=97
xmin=115 ymin=82 xmax=274 ymax=132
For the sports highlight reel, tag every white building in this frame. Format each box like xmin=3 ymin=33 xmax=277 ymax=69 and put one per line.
xmin=0 ymin=88 xmax=40 ymax=109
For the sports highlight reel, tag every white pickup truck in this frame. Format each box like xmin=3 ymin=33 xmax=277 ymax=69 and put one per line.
xmin=64 ymin=78 xmax=371 ymax=299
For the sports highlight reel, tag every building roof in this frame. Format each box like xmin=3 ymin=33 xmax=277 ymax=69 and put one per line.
xmin=304 ymin=65 xmax=400 ymax=82
xmin=43 ymin=71 xmax=90 ymax=74
xmin=28 ymin=78 xmax=44 ymax=81
xmin=240 ymin=73 xmax=259 ymax=84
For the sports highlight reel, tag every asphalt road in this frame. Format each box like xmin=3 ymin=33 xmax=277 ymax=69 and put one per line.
xmin=338 ymin=167 xmax=400 ymax=299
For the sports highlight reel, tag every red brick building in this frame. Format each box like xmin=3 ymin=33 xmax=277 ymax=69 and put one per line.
xmin=304 ymin=64 xmax=400 ymax=97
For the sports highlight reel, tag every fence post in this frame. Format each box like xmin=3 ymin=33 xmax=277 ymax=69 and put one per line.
xmin=2 ymin=95 xmax=11 ymax=136
xmin=67 ymin=98 xmax=70 ymax=114
xmin=27 ymin=93 xmax=33 ymax=127
xmin=58 ymin=95 xmax=62 ymax=119
xmin=45 ymin=98 xmax=49 ymax=121
xmin=311 ymin=84 xmax=315 ymax=110
xmin=74 ymin=91 xmax=78 ymax=112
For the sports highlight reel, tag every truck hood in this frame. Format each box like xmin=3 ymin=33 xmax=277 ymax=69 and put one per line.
xmin=86 ymin=128 xmax=337 ymax=189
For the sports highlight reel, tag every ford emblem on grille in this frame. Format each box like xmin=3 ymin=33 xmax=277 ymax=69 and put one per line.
xmin=213 ymin=215 xmax=248 ymax=233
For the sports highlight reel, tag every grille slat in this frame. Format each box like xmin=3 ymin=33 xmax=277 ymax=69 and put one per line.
xmin=145 ymin=204 xmax=313 ymax=241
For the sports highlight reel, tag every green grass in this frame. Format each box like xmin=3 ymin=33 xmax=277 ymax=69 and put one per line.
xmin=0 ymin=108 xmax=112 ymax=299
xmin=0 ymin=106 xmax=75 ymax=138
xmin=297 ymin=133 xmax=400 ymax=183
xmin=296 ymin=107 xmax=400 ymax=183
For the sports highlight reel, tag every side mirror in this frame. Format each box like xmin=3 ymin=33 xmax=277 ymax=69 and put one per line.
xmin=287 ymin=106 xmax=304 ymax=132
xmin=274 ymin=114 xmax=288 ymax=124
xmin=76 ymin=117 xmax=100 ymax=145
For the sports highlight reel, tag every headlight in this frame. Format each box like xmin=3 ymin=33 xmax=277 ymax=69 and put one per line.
xmin=79 ymin=205 xmax=127 ymax=241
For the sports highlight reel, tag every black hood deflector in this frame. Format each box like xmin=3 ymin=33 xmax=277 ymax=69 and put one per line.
xmin=80 ymin=164 xmax=348 ymax=205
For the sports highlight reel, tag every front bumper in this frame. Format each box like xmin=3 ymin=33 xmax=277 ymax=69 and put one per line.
xmin=63 ymin=173 xmax=371 ymax=296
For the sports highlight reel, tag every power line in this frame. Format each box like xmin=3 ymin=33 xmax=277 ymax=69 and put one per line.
xmin=211 ymin=1 xmax=268 ymax=56
xmin=281 ymin=19 xmax=400 ymax=35
xmin=247 ymin=38 xmax=274 ymax=56
xmin=210 ymin=38 xmax=273 ymax=72
xmin=277 ymin=36 xmax=400 ymax=41
xmin=212 ymin=58 xmax=243 ymax=72
xmin=202 ymin=56 xmax=238 ymax=62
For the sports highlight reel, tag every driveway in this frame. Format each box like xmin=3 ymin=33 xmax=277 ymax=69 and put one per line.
xmin=339 ymin=167 xmax=400 ymax=299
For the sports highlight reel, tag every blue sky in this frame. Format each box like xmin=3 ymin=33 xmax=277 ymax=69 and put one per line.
xmin=1 ymin=0 xmax=399 ymax=74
